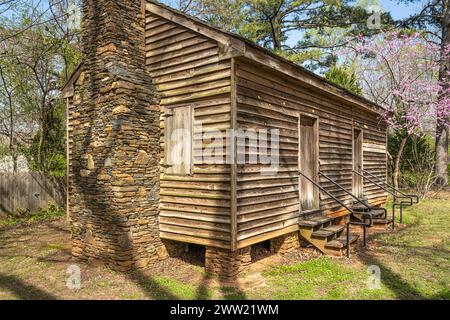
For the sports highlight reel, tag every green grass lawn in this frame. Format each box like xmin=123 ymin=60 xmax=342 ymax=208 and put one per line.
xmin=0 ymin=194 xmax=448 ymax=300
xmin=245 ymin=195 xmax=450 ymax=300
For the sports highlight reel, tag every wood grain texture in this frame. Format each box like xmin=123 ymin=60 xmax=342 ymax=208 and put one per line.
xmin=146 ymin=11 xmax=233 ymax=248
xmin=234 ymin=59 xmax=387 ymax=248
xmin=145 ymin=4 xmax=387 ymax=250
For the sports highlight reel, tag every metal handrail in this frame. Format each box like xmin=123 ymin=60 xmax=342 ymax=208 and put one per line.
xmin=319 ymin=171 xmax=372 ymax=210
xmin=361 ymin=168 xmax=419 ymax=204
xmin=320 ymin=171 xmax=387 ymax=221
xmin=353 ymin=169 xmax=416 ymax=225
xmin=299 ymin=171 xmax=372 ymax=257
xmin=300 ymin=172 xmax=355 ymax=214
xmin=353 ymin=169 xmax=397 ymax=198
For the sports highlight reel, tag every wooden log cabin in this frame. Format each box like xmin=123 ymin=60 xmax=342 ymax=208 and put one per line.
xmin=63 ymin=0 xmax=395 ymax=275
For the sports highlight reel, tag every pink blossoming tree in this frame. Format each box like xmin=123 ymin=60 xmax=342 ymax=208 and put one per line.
xmin=352 ymin=31 xmax=450 ymax=189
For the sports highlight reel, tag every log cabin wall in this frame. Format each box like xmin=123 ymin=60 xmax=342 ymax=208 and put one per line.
xmin=354 ymin=110 xmax=389 ymax=206
xmin=234 ymin=58 xmax=387 ymax=249
xmin=144 ymin=11 xmax=234 ymax=249
xmin=62 ymin=1 xmax=388 ymax=261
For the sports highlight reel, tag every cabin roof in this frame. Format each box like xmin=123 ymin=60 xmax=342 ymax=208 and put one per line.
xmin=62 ymin=0 xmax=384 ymax=115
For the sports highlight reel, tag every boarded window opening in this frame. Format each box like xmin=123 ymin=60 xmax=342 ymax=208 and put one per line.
xmin=299 ymin=116 xmax=319 ymax=211
xmin=164 ymin=106 xmax=193 ymax=175
xmin=353 ymin=129 xmax=363 ymax=198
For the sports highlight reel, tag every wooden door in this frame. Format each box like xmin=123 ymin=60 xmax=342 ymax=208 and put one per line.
xmin=164 ymin=106 xmax=193 ymax=175
xmin=299 ymin=116 xmax=319 ymax=211
xmin=353 ymin=129 xmax=363 ymax=198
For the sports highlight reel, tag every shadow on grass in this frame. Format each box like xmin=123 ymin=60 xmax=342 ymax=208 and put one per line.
xmin=359 ymin=252 xmax=428 ymax=299
xmin=219 ymin=285 xmax=247 ymax=300
xmin=36 ymin=248 xmax=73 ymax=264
xmin=357 ymin=215 xmax=449 ymax=300
xmin=126 ymin=270 xmax=180 ymax=300
xmin=0 ymin=273 xmax=58 ymax=300
xmin=194 ymin=273 xmax=213 ymax=300
xmin=126 ymin=258 xmax=247 ymax=300
xmin=357 ymin=230 xmax=450 ymax=301
xmin=44 ymin=220 xmax=71 ymax=234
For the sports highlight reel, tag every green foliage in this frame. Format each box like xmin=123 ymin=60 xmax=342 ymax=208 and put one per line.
xmin=325 ymin=66 xmax=362 ymax=94
xmin=23 ymin=99 xmax=67 ymax=178
xmin=0 ymin=144 xmax=9 ymax=158
xmin=0 ymin=201 xmax=65 ymax=229
xmin=182 ymin=0 xmax=394 ymax=70
xmin=0 ymin=2 xmax=80 ymax=177
xmin=390 ymin=133 xmax=434 ymax=173
xmin=388 ymin=132 xmax=437 ymax=195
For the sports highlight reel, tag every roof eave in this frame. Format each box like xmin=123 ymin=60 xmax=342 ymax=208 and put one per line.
xmin=61 ymin=63 xmax=82 ymax=99
xmin=242 ymin=44 xmax=383 ymax=116
xmin=146 ymin=0 xmax=384 ymax=116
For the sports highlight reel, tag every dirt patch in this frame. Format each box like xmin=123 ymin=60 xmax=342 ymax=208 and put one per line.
xmin=279 ymin=246 xmax=322 ymax=265
xmin=0 ymin=217 xmax=325 ymax=299
xmin=0 ymin=218 xmax=210 ymax=299
xmin=1 ymin=196 xmax=448 ymax=300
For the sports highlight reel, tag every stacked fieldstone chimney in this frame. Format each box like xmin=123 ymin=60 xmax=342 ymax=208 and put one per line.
xmin=69 ymin=0 xmax=165 ymax=270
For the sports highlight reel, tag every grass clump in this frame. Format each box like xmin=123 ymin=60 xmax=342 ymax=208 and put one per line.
xmin=0 ymin=202 xmax=65 ymax=229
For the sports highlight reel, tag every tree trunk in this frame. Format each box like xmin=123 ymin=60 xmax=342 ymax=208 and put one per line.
xmin=37 ymin=131 xmax=43 ymax=167
xmin=37 ymin=99 xmax=46 ymax=169
xmin=8 ymin=96 xmax=15 ymax=172
xmin=12 ymin=154 xmax=18 ymax=172
xmin=392 ymin=135 xmax=408 ymax=191
xmin=269 ymin=17 xmax=282 ymax=51
xmin=435 ymin=123 xmax=449 ymax=186
xmin=435 ymin=4 xmax=450 ymax=187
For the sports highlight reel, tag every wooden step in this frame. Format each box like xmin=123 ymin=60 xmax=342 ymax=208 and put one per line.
xmin=298 ymin=216 xmax=332 ymax=228
xmin=371 ymin=218 xmax=394 ymax=228
xmin=351 ymin=204 xmax=373 ymax=212
xmin=353 ymin=208 xmax=386 ymax=222
xmin=368 ymin=208 xmax=386 ymax=217
xmin=373 ymin=218 xmax=393 ymax=224
xmin=324 ymin=234 xmax=359 ymax=256
xmin=352 ymin=205 xmax=384 ymax=214
xmin=326 ymin=234 xmax=359 ymax=249
xmin=311 ymin=225 xmax=344 ymax=238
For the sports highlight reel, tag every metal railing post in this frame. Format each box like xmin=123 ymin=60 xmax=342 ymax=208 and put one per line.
xmin=361 ymin=168 xmax=419 ymax=205
xmin=346 ymin=223 xmax=350 ymax=258
xmin=356 ymin=167 xmax=418 ymax=227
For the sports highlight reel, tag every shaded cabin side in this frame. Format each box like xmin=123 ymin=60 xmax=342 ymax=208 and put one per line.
xmin=144 ymin=10 xmax=234 ymax=249
xmin=354 ymin=112 xmax=388 ymax=205
xmin=234 ymin=58 xmax=387 ymax=249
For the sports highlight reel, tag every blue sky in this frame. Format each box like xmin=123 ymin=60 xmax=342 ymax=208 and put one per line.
xmin=379 ymin=0 xmax=426 ymax=19
xmin=0 ymin=0 xmax=430 ymax=33
xmin=162 ymin=1 xmax=430 ymax=47
xmin=161 ymin=0 xmax=428 ymax=20
xmin=282 ymin=0 xmax=429 ymax=47
xmin=1 ymin=0 xmax=428 ymax=23
xmin=160 ymin=0 xmax=427 ymax=19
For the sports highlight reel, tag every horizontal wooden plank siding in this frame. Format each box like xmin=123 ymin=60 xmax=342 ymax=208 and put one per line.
xmin=358 ymin=120 xmax=388 ymax=205
xmin=235 ymin=58 xmax=387 ymax=248
xmin=145 ymin=10 xmax=233 ymax=249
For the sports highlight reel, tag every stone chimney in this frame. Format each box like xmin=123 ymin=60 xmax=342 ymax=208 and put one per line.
xmin=69 ymin=0 xmax=164 ymax=270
